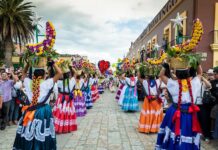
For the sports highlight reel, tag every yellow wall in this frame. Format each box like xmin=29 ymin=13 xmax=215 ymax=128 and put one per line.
xmin=211 ymin=3 xmax=218 ymax=67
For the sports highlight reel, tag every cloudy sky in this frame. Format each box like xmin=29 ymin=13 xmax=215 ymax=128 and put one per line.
xmin=32 ymin=0 xmax=168 ymax=64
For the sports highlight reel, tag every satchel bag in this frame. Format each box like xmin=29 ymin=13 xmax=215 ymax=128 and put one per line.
xmin=202 ymin=83 xmax=216 ymax=105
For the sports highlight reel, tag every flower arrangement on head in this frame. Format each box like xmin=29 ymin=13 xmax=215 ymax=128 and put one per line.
xmin=98 ymin=60 xmax=110 ymax=74
xmin=72 ymin=55 xmax=83 ymax=70
xmin=166 ymin=19 xmax=203 ymax=69
xmin=147 ymin=52 xmax=167 ymax=65
xmin=21 ymin=21 xmax=59 ymax=67
xmin=56 ymin=59 xmax=72 ymax=73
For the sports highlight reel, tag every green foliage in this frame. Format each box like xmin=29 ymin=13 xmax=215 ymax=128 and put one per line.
xmin=180 ymin=53 xmax=201 ymax=69
xmin=0 ymin=0 xmax=35 ymax=43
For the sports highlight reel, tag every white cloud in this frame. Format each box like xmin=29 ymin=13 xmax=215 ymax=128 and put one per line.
xmin=30 ymin=0 xmax=168 ymax=63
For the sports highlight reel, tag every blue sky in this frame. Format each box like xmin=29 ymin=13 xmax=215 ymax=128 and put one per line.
xmin=32 ymin=0 xmax=168 ymax=64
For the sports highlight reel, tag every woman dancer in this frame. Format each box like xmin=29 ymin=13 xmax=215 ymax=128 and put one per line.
xmin=82 ymin=74 xmax=93 ymax=109
xmin=13 ymin=61 xmax=62 ymax=150
xmin=122 ymin=72 xmax=139 ymax=111
xmin=115 ymin=74 xmax=126 ymax=102
xmin=53 ymin=68 xmax=77 ymax=133
xmin=155 ymin=63 xmax=202 ymax=150
xmin=73 ymin=73 xmax=87 ymax=117
xmin=138 ymin=75 xmax=163 ymax=133
xmin=91 ymin=74 xmax=100 ymax=102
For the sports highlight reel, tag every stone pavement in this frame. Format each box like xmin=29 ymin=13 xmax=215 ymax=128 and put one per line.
xmin=1 ymin=90 xmax=218 ymax=150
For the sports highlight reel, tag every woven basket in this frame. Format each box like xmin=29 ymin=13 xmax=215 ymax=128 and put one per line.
xmin=32 ymin=57 xmax=47 ymax=68
xmin=169 ymin=57 xmax=189 ymax=69
xmin=62 ymin=67 xmax=70 ymax=73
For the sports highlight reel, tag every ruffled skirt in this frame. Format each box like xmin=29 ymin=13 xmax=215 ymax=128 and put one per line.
xmin=91 ymin=85 xmax=100 ymax=102
xmin=74 ymin=95 xmax=87 ymax=117
xmin=138 ymin=97 xmax=163 ymax=133
xmin=83 ymin=89 xmax=93 ymax=109
xmin=13 ymin=104 xmax=56 ymax=150
xmin=122 ymin=87 xmax=139 ymax=111
xmin=53 ymin=94 xmax=77 ymax=133
xmin=98 ymin=85 xmax=104 ymax=94
xmin=118 ymin=85 xmax=127 ymax=106
xmin=115 ymin=84 xmax=124 ymax=101
xmin=155 ymin=104 xmax=201 ymax=150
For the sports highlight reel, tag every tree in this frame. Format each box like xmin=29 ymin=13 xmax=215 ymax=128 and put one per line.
xmin=0 ymin=0 xmax=34 ymax=66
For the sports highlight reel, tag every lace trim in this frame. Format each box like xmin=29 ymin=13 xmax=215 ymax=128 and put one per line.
xmin=54 ymin=118 xmax=77 ymax=126
xmin=122 ymin=103 xmax=139 ymax=107
xmin=17 ymin=118 xmax=55 ymax=142
xmin=141 ymin=109 xmax=163 ymax=116
xmin=158 ymin=127 xmax=201 ymax=147
xmin=138 ymin=123 xmax=161 ymax=129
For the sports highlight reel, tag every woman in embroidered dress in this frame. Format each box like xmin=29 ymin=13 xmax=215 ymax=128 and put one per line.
xmin=73 ymin=74 xmax=87 ymax=117
xmin=98 ymin=76 xmax=105 ymax=94
xmin=121 ymin=72 xmax=139 ymax=111
xmin=115 ymin=74 xmax=126 ymax=102
xmin=82 ymin=74 xmax=93 ymax=109
xmin=155 ymin=63 xmax=202 ymax=150
xmin=13 ymin=61 xmax=62 ymax=150
xmin=118 ymin=73 xmax=127 ymax=106
xmin=109 ymin=77 xmax=116 ymax=93
xmin=53 ymin=69 xmax=77 ymax=134
xmin=138 ymin=75 xmax=163 ymax=133
xmin=91 ymin=74 xmax=100 ymax=102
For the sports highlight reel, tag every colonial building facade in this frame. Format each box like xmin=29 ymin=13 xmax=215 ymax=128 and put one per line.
xmin=127 ymin=0 xmax=218 ymax=71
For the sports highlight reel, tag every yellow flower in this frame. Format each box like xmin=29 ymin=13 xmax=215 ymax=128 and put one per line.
xmin=181 ymin=79 xmax=188 ymax=92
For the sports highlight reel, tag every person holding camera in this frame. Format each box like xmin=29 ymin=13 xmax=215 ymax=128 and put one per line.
xmin=210 ymin=67 xmax=218 ymax=139
xmin=0 ymin=67 xmax=18 ymax=130
xmin=189 ymin=66 xmax=212 ymax=143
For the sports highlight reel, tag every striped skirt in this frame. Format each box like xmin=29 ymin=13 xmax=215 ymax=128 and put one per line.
xmin=53 ymin=93 xmax=77 ymax=133
xmin=138 ymin=97 xmax=163 ymax=133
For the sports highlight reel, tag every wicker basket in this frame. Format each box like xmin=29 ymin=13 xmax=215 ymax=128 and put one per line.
xmin=32 ymin=57 xmax=47 ymax=68
xmin=169 ymin=57 xmax=189 ymax=69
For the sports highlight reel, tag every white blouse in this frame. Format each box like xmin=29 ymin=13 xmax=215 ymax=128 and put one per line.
xmin=57 ymin=78 xmax=75 ymax=93
xmin=142 ymin=79 xmax=161 ymax=96
xmin=125 ymin=77 xmax=137 ymax=87
xmin=167 ymin=77 xmax=201 ymax=104
xmin=74 ymin=80 xmax=84 ymax=90
xmin=24 ymin=78 xmax=54 ymax=104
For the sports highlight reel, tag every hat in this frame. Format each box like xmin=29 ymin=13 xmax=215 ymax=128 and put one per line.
xmin=213 ymin=66 xmax=218 ymax=73
xmin=207 ymin=69 xmax=214 ymax=74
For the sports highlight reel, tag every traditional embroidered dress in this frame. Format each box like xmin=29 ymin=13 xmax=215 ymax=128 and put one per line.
xmin=13 ymin=78 xmax=56 ymax=150
xmin=91 ymin=78 xmax=100 ymax=102
xmin=115 ymin=79 xmax=125 ymax=102
xmin=156 ymin=77 xmax=202 ymax=150
xmin=73 ymin=80 xmax=87 ymax=117
xmin=53 ymin=78 xmax=77 ymax=133
xmin=82 ymin=78 xmax=93 ymax=109
xmin=138 ymin=79 xmax=163 ymax=133
xmin=98 ymin=79 xmax=105 ymax=94
xmin=109 ymin=79 xmax=116 ymax=93
xmin=122 ymin=77 xmax=139 ymax=111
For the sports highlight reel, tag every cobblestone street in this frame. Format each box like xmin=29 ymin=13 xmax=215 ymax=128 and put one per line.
xmin=0 ymin=90 xmax=218 ymax=150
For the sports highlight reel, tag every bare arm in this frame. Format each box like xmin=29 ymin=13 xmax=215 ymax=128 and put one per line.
xmin=197 ymin=64 xmax=203 ymax=76
xmin=201 ymin=76 xmax=212 ymax=89
xmin=0 ymin=96 xmax=2 ymax=109
xmin=53 ymin=63 xmax=62 ymax=83
xmin=159 ymin=67 xmax=169 ymax=85
xmin=22 ymin=63 xmax=29 ymax=80
xmin=9 ymin=67 xmax=18 ymax=82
